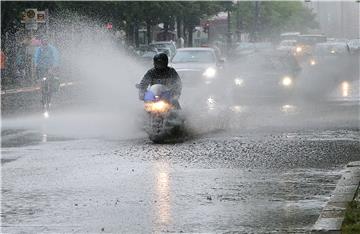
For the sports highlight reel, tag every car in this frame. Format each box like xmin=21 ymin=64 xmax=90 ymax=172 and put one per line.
xmin=170 ymin=47 xmax=224 ymax=87
xmin=228 ymin=51 xmax=301 ymax=102
xmin=277 ymin=40 xmax=297 ymax=53
xmin=156 ymin=47 xmax=172 ymax=59
xmin=294 ymin=34 xmax=327 ymax=57
xmin=138 ymin=50 xmax=158 ymax=67
xmin=280 ymin=32 xmax=300 ymax=41
xmin=149 ymin=41 xmax=176 ymax=59
xmin=313 ymin=42 xmax=350 ymax=65
xmin=347 ymin=39 xmax=360 ymax=54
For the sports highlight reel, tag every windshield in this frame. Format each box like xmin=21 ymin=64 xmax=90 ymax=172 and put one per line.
xmin=298 ymin=36 xmax=326 ymax=45
xmin=234 ymin=54 xmax=298 ymax=72
xmin=142 ymin=51 xmax=157 ymax=58
xmin=280 ymin=41 xmax=296 ymax=46
xmin=172 ymin=50 xmax=216 ymax=63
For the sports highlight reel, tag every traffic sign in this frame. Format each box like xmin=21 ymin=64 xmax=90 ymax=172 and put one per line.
xmin=26 ymin=9 xmax=36 ymax=19
xmin=37 ymin=11 xmax=46 ymax=23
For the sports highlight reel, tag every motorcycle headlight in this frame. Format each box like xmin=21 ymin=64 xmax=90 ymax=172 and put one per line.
xmin=144 ymin=101 xmax=171 ymax=112
xmin=282 ymin=76 xmax=293 ymax=87
xmin=202 ymin=67 xmax=217 ymax=78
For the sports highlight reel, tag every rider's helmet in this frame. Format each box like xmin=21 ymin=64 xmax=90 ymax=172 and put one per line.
xmin=153 ymin=53 xmax=168 ymax=70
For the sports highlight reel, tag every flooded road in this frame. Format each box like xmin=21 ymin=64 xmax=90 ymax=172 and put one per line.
xmin=1 ymin=102 xmax=359 ymax=233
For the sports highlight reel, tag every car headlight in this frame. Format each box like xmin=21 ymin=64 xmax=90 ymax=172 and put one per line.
xmin=310 ymin=59 xmax=316 ymax=66
xmin=202 ymin=67 xmax=217 ymax=78
xmin=207 ymin=97 xmax=216 ymax=104
xmin=234 ymin=78 xmax=244 ymax=86
xmin=282 ymin=76 xmax=293 ymax=87
xmin=296 ymin=46 xmax=302 ymax=53
xmin=341 ymin=81 xmax=350 ymax=97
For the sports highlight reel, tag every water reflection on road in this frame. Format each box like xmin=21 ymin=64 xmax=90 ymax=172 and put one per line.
xmin=153 ymin=161 xmax=172 ymax=229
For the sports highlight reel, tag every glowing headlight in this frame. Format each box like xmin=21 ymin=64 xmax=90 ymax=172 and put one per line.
xmin=207 ymin=97 xmax=216 ymax=104
xmin=282 ymin=76 xmax=293 ymax=87
xmin=330 ymin=50 xmax=336 ymax=54
xmin=202 ymin=67 xmax=217 ymax=78
xmin=341 ymin=81 xmax=350 ymax=97
xmin=144 ymin=101 xmax=170 ymax=112
xmin=310 ymin=59 xmax=316 ymax=66
xmin=234 ymin=78 xmax=244 ymax=86
xmin=43 ymin=111 xmax=49 ymax=119
xmin=296 ymin=46 xmax=302 ymax=53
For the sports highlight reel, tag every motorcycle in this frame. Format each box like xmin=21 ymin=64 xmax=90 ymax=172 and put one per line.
xmin=136 ymin=84 xmax=184 ymax=143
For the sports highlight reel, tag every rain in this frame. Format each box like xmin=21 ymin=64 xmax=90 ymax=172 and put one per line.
xmin=1 ymin=1 xmax=359 ymax=233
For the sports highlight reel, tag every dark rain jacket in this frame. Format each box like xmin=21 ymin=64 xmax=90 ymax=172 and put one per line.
xmin=138 ymin=67 xmax=182 ymax=99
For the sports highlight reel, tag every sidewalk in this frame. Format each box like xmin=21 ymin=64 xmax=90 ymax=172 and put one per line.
xmin=312 ymin=161 xmax=360 ymax=233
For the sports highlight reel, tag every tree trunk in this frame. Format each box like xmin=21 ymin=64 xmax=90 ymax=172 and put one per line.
xmin=134 ymin=20 xmax=139 ymax=48
xmin=187 ymin=25 xmax=193 ymax=47
xmin=146 ymin=21 xmax=152 ymax=44
xmin=252 ymin=1 xmax=260 ymax=42
xmin=182 ymin=18 xmax=187 ymax=45
xmin=126 ymin=22 xmax=134 ymax=46
xmin=176 ymin=17 xmax=182 ymax=38
xmin=164 ymin=22 xmax=169 ymax=33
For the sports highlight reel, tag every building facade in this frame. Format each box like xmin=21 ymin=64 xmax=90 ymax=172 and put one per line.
xmin=305 ymin=1 xmax=359 ymax=39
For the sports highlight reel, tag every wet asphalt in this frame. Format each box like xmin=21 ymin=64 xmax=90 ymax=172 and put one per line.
xmin=1 ymin=56 xmax=360 ymax=233
xmin=1 ymin=95 xmax=359 ymax=233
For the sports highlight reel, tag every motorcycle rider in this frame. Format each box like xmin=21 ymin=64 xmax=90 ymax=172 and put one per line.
xmin=138 ymin=53 xmax=182 ymax=109
xmin=34 ymin=36 xmax=60 ymax=81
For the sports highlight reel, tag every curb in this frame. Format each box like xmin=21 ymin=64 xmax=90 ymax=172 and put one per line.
xmin=311 ymin=161 xmax=360 ymax=234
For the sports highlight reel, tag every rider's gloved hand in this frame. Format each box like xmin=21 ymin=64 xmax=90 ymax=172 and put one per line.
xmin=139 ymin=91 xmax=145 ymax=100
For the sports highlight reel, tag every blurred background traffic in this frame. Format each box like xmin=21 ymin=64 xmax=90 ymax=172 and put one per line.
xmin=1 ymin=1 xmax=359 ymax=105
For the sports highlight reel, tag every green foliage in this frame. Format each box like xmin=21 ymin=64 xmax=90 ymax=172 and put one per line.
xmin=1 ymin=1 xmax=318 ymax=42
xmin=342 ymin=199 xmax=360 ymax=234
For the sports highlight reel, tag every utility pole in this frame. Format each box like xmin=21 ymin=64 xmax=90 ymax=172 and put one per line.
xmin=236 ymin=1 xmax=241 ymax=42
xmin=227 ymin=7 xmax=232 ymax=55
xmin=253 ymin=1 xmax=260 ymax=42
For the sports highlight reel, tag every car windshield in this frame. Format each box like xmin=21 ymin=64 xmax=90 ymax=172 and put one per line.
xmin=280 ymin=41 xmax=296 ymax=46
xmin=298 ymin=35 xmax=326 ymax=45
xmin=172 ymin=50 xmax=216 ymax=63
xmin=142 ymin=51 xmax=157 ymax=58
xmin=152 ymin=43 xmax=170 ymax=48
xmin=235 ymin=54 xmax=298 ymax=72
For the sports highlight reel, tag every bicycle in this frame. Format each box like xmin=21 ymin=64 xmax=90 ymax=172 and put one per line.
xmin=39 ymin=68 xmax=60 ymax=115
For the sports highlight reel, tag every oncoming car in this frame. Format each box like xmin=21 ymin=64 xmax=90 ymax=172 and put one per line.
xmin=170 ymin=47 xmax=224 ymax=86
xmin=229 ymin=51 xmax=301 ymax=102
